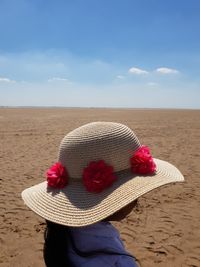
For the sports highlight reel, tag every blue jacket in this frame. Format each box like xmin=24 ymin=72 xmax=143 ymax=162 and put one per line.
xmin=67 ymin=221 xmax=138 ymax=267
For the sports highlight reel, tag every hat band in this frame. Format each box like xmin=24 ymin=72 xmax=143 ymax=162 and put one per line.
xmin=46 ymin=145 xmax=156 ymax=193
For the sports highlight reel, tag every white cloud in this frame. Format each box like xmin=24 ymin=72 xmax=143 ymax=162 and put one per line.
xmin=116 ymin=75 xmax=125 ymax=79
xmin=0 ymin=77 xmax=15 ymax=83
xmin=48 ymin=77 xmax=69 ymax=82
xmin=128 ymin=67 xmax=149 ymax=75
xmin=156 ymin=67 xmax=179 ymax=74
xmin=147 ymin=82 xmax=158 ymax=86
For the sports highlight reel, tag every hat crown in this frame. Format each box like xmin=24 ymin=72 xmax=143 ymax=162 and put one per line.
xmin=58 ymin=122 xmax=141 ymax=179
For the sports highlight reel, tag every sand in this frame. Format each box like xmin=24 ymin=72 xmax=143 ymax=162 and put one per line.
xmin=0 ymin=108 xmax=200 ymax=267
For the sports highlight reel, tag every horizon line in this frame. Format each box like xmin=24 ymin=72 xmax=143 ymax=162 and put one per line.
xmin=0 ymin=106 xmax=199 ymax=111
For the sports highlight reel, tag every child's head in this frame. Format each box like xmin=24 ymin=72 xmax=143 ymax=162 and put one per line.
xmin=22 ymin=122 xmax=184 ymax=227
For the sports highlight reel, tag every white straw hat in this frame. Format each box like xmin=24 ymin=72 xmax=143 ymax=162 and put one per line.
xmin=21 ymin=122 xmax=184 ymax=227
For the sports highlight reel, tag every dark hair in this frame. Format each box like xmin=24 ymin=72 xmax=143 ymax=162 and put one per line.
xmin=43 ymin=220 xmax=71 ymax=267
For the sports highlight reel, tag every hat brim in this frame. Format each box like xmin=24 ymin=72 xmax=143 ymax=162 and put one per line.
xmin=21 ymin=159 xmax=184 ymax=227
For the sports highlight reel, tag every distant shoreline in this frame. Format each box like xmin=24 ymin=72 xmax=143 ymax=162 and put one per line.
xmin=0 ymin=106 xmax=199 ymax=111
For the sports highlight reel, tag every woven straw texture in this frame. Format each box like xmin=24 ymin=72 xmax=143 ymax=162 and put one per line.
xmin=58 ymin=122 xmax=140 ymax=178
xmin=22 ymin=122 xmax=184 ymax=227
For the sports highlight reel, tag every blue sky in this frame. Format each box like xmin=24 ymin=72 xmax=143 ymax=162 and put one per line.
xmin=0 ymin=0 xmax=200 ymax=108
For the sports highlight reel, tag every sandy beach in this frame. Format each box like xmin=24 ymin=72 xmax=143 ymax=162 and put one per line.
xmin=0 ymin=107 xmax=200 ymax=267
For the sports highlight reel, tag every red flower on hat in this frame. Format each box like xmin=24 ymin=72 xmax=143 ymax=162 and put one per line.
xmin=46 ymin=162 xmax=68 ymax=188
xmin=130 ymin=146 xmax=156 ymax=175
xmin=83 ymin=160 xmax=117 ymax=193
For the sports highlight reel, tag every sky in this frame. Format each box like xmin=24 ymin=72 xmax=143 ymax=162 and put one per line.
xmin=0 ymin=0 xmax=200 ymax=108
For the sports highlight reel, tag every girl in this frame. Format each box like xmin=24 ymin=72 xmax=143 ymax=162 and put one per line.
xmin=22 ymin=122 xmax=184 ymax=266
